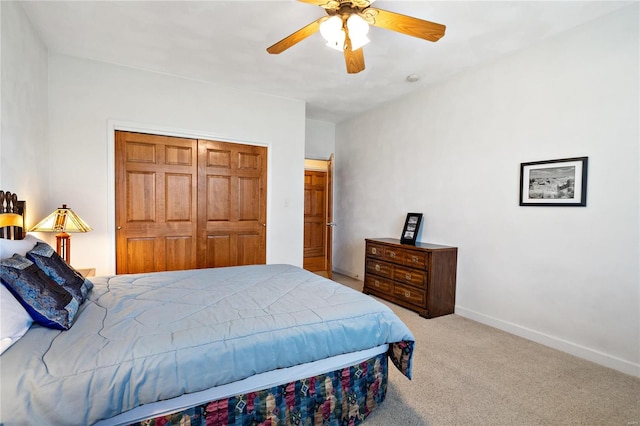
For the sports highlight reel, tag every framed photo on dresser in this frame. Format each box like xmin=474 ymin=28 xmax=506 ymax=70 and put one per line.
xmin=400 ymin=213 xmax=422 ymax=245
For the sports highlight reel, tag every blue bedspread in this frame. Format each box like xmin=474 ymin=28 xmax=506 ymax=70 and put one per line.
xmin=0 ymin=264 xmax=414 ymax=425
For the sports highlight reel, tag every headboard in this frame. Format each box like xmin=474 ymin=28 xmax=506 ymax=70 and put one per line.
xmin=0 ymin=190 xmax=26 ymax=240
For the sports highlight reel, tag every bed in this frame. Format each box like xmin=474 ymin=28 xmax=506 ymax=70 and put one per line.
xmin=0 ymin=192 xmax=415 ymax=426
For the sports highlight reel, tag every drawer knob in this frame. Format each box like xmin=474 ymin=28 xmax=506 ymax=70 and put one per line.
xmin=389 ymin=251 xmax=396 ymax=258
xmin=375 ymin=264 xmax=380 ymax=272
xmin=404 ymin=290 xmax=411 ymax=298
xmin=371 ymin=247 xmax=377 ymax=255
xmin=374 ymin=280 xmax=380 ymax=287
xmin=412 ymin=256 xmax=419 ymax=263
xmin=405 ymin=273 xmax=412 ymax=281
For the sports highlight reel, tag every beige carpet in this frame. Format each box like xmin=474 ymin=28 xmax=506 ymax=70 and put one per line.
xmin=332 ymin=273 xmax=640 ymax=425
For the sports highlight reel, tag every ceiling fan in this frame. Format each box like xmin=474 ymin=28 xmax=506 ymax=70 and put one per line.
xmin=266 ymin=0 xmax=446 ymax=74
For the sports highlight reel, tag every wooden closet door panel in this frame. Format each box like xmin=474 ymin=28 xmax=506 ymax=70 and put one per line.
xmin=126 ymin=238 xmax=158 ymax=274
xmin=237 ymin=233 xmax=262 ymax=265
xmin=116 ymin=131 xmax=198 ymax=274
xmin=204 ymin=234 xmax=232 ymax=268
xmin=197 ymin=139 xmax=267 ymax=268
xmin=165 ymin=236 xmax=195 ymax=271
xmin=238 ymin=177 xmax=261 ymax=221
xmin=165 ymin=173 xmax=193 ymax=221
xmin=126 ymin=171 xmax=156 ymax=222
xmin=205 ymin=175 xmax=231 ymax=221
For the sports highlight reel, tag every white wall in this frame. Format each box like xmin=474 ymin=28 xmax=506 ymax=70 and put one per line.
xmin=46 ymin=54 xmax=306 ymax=275
xmin=0 ymin=1 xmax=49 ymax=225
xmin=334 ymin=5 xmax=639 ymax=376
xmin=305 ymin=119 xmax=335 ymax=160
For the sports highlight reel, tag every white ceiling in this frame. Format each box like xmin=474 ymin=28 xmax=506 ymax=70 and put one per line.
xmin=20 ymin=0 xmax=632 ymax=123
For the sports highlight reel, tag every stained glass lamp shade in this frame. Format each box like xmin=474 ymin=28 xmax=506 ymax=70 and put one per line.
xmin=29 ymin=205 xmax=92 ymax=263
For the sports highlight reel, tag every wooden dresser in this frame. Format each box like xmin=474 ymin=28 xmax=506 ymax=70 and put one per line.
xmin=363 ymin=238 xmax=458 ymax=318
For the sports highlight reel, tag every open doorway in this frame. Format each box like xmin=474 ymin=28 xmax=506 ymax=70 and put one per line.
xmin=303 ymin=154 xmax=334 ymax=278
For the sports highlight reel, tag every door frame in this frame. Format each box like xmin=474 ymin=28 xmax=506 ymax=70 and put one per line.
xmin=106 ymin=120 xmax=272 ymax=275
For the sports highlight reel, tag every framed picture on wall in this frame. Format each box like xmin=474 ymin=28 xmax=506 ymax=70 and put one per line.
xmin=519 ymin=157 xmax=588 ymax=206
xmin=400 ymin=213 xmax=423 ymax=245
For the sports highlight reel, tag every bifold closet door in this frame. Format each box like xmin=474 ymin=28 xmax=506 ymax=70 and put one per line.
xmin=197 ymin=139 xmax=267 ymax=268
xmin=115 ymin=131 xmax=267 ymax=274
xmin=115 ymin=131 xmax=198 ymax=274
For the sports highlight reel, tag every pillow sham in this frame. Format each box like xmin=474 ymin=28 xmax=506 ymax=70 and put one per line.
xmin=27 ymin=242 xmax=93 ymax=304
xmin=0 ymin=284 xmax=33 ymax=355
xmin=0 ymin=234 xmax=44 ymax=259
xmin=0 ymin=254 xmax=79 ymax=330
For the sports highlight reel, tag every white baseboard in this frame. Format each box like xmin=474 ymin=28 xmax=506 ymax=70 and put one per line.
xmin=455 ymin=306 xmax=640 ymax=378
xmin=330 ymin=270 xmax=640 ymax=378
xmin=332 ymin=267 xmax=362 ymax=280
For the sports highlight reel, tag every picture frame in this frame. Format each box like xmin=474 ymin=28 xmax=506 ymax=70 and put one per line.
xmin=400 ymin=213 xmax=423 ymax=245
xmin=519 ymin=157 xmax=588 ymax=206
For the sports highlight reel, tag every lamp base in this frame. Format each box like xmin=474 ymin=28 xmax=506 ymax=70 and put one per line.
xmin=55 ymin=232 xmax=71 ymax=264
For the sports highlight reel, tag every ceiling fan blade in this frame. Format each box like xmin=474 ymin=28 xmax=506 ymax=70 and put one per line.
xmin=344 ymin=39 xmax=365 ymax=74
xmin=267 ymin=18 xmax=323 ymax=54
xmin=365 ymin=7 xmax=446 ymax=42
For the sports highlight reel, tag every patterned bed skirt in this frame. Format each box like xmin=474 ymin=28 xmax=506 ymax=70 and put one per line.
xmin=130 ymin=352 xmax=389 ymax=426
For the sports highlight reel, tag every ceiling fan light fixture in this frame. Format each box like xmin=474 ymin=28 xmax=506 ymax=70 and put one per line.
xmin=325 ymin=31 xmax=346 ymax=51
xmin=320 ymin=15 xmax=345 ymax=51
xmin=347 ymin=14 xmax=370 ymax=50
xmin=266 ymin=0 xmax=446 ymax=75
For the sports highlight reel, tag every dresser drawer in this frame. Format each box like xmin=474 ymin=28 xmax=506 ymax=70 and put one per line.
xmin=364 ymin=275 xmax=393 ymax=293
xmin=404 ymin=251 xmax=427 ymax=269
xmin=366 ymin=242 xmax=386 ymax=259
xmin=393 ymin=283 xmax=426 ymax=307
xmin=365 ymin=259 xmax=393 ymax=279
xmin=394 ymin=266 xmax=427 ymax=288
xmin=383 ymin=246 xmax=404 ymax=263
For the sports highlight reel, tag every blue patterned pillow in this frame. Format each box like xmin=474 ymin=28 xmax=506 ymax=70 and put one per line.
xmin=27 ymin=242 xmax=93 ymax=304
xmin=0 ymin=254 xmax=79 ymax=330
